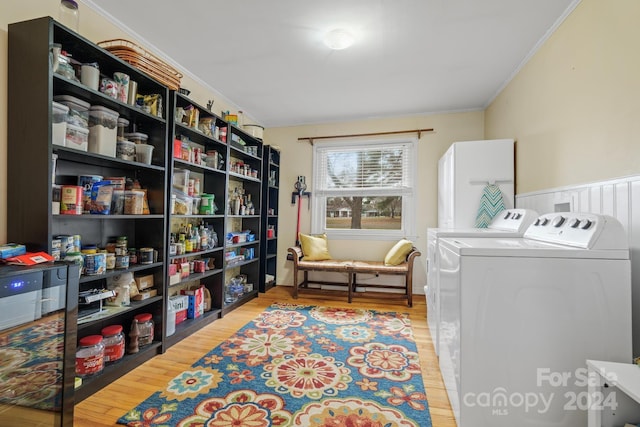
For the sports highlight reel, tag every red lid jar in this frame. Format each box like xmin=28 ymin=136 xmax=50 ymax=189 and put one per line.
xmin=102 ymin=324 xmax=125 ymax=364
xmin=76 ymin=335 xmax=104 ymax=377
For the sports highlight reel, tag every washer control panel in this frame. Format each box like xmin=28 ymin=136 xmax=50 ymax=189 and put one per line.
xmin=488 ymin=208 xmax=539 ymax=232
xmin=524 ymin=212 xmax=627 ymax=249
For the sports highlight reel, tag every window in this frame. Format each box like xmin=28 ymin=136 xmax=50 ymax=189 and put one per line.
xmin=311 ymin=138 xmax=417 ymax=240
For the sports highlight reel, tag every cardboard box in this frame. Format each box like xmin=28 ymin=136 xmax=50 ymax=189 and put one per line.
xmin=131 ymin=288 xmax=157 ymax=301
xmin=181 ymin=286 xmax=203 ymax=319
xmin=175 ymin=309 xmax=187 ymax=325
xmin=180 ymin=262 xmax=190 ymax=279
xmin=169 ymin=294 xmax=189 ymax=311
xmin=135 ymin=274 xmax=155 ymax=290
xmin=169 ymin=274 xmax=180 ymax=286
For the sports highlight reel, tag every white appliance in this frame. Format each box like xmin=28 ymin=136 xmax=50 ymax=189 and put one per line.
xmin=425 ymin=208 xmax=538 ymax=357
xmin=438 ymin=139 xmax=514 ymax=229
xmin=437 ymin=212 xmax=632 ymax=426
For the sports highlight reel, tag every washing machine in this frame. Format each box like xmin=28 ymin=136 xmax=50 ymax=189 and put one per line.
xmin=437 ymin=212 xmax=632 ymax=427
xmin=426 ymin=208 xmax=538 ymax=357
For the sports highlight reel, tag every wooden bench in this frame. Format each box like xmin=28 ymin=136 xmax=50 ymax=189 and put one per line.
xmin=287 ymin=246 xmax=421 ymax=307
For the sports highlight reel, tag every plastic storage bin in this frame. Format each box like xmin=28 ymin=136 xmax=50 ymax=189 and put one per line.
xmin=124 ymin=132 xmax=148 ymax=145
xmin=124 ymin=190 xmax=144 ymax=214
xmin=88 ymin=105 xmax=119 ymax=157
xmin=172 ymin=168 xmax=190 ymax=193
xmin=52 ymin=101 xmax=69 ymax=146
xmin=65 ymin=124 xmax=89 ymax=151
xmin=53 ymin=94 xmax=90 ymax=128
xmin=173 ymin=191 xmax=193 ymax=215
xmin=116 ymin=140 xmax=136 ymax=161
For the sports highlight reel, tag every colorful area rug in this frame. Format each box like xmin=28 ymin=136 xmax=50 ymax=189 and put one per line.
xmin=0 ymin=314 xmax=65 ymax=411
xmin=119 ymin=303 xmax=432 ymax=426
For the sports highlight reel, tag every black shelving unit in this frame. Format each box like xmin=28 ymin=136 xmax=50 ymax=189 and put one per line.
xmin=166 ymin=92 xmax=228 ymax=348
xmin=223 ymin=124 xmax=263 ymax=315
xmin=260 ymin=146 xmax=280 ymax=292
xmin=7 ymin=17 xmax=168 ymax=403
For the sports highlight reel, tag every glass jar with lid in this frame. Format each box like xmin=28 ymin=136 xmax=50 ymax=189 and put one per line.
xmin=134 ymin=313 xmax=154 ymax=347
xmin=101 ymin=325 xmax=125 ymax=364
xmin=76 ymin=335 xmax=104 ymax=377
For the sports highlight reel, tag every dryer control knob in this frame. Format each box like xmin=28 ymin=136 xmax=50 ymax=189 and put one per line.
xmin=504 ymin=212 xmax=512 ymax=219
xmin=552 ymin=216 xmax=566 ymax=227
xmin=540 ymin=217 xmax=549 ymax=226
xmin=514 ymin=213 xmax=522 ymax=219
xmin=569 ymin=218 xmax=580 ymax=228
xmin=580 ymin=219 xmax=593 ymax=230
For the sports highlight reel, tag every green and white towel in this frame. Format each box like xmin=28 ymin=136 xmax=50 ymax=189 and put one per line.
xmin=475 ymin=184 xmax=505 ymax=228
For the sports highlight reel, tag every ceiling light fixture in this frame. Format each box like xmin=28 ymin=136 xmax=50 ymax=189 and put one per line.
xmin=324 ymin=29 xmax=355 ymax=50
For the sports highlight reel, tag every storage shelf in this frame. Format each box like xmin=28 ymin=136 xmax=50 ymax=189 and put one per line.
xmin=53 ymin=146 xmax=166 ymax=172
xmin=222 ymin=289 xmax=258 ymax=314
xmin=225 ymin=258 xmax=259 ymax=269
xmin=165 ymin=309 xmax=222 ymax=349
xmin=173 ymin=157 xmax=226 ymax=175
xmin=169 ymin=268 xmax=224 ymax=287
xmin=79 ymin=262 xmax=163 ymax=284
xmin=74 ymin=341 xmax=162 ymax=402
xmin=174 ymin=122 xmax=227 ymax=147
xmin=53 ymin=74 xmax=167 ymax=124
xmin=266 ymin=254 xmax=276 ymax=260
xmin=169 ymin=247 xmax=223 ymax=261
xmin=228 ymin=171 xmax=261 ymax=183
xmin=77 ymin=296 xmax=163 ymax=329
xmin=226 ymin=241 xmax=259 ymax=249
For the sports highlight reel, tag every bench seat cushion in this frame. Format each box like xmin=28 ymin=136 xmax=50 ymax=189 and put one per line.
xmin=298 ymin=259 xmax=352 ymax=272
xmin=350 ymin=260 xmax=409 ymax=274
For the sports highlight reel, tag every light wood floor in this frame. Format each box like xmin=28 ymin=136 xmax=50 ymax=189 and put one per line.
xmin=74 ymin=286 xmax=456 ymax=426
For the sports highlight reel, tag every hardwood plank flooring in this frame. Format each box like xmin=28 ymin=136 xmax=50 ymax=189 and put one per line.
xmin=74 ymin=286 xmax=456 ymax=426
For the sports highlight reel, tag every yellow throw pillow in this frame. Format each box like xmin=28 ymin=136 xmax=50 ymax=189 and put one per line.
xmin=299 ymin=233 xmax=332 ymax=261
xmin=384 ymin=239 xmax=413 ymax=265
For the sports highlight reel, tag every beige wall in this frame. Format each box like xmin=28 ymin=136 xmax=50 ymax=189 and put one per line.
xmin=485 ymin=0 xmax=640 ymax=194
xmin=265 ymin=111 xmax=484 ymax=287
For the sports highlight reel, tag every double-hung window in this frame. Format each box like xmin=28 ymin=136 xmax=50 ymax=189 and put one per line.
xmin=311 ymin=138 xmax=417 ymax=240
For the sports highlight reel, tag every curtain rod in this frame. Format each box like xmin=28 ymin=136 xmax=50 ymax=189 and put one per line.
xmin=297 ymin=128 xmax=434 ymax=144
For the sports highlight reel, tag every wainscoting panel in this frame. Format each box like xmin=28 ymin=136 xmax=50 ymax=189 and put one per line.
xmin=517 ymin=175 xmax=640 ymax=358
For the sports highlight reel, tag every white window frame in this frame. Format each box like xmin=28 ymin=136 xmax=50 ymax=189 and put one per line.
xmin=311 ymin=137 xmax=417 ymax=241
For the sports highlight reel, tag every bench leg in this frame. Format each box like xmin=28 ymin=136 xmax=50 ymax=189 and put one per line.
xmin=292 ymin=265 xmax=299 ymax=299
xmin=348 ymin=272 xmax=354 ymax=303
xmin=406 ymin=272 xmax=413 ymax=307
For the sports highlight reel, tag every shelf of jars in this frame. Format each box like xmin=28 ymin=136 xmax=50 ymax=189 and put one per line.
xmin=75 ymin=341 xmax=163 ymax=401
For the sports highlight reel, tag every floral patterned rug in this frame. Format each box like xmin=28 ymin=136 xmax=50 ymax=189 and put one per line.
xmin=118 ymin=303 xmax=432 ymax=426
xmin=0 ymin=314 xmax=65 ymax=411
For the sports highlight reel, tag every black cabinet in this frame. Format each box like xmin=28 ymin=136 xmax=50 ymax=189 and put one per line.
xmin=7 ymin=17 xmax=168 ymax=401
xmin=260 ymin=146 xmax=280 ymax=292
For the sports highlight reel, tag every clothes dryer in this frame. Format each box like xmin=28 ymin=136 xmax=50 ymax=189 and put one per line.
xmin=426 ymin=208 xmax=538 ymax=357
xmin=437 ymin=212 xmax=632 ymax=426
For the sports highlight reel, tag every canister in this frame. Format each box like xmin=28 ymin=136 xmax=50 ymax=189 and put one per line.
xmin=60 ymin=185 xmax=83 ymax=215
xmin=101 ymin=325 xmax=125 ymax=364
xmin=75 ymin=335 xmax=104 ymax=377
xmin=84 ymin=252 xmax=106 ymax=275
xmin=134 ymin=313 xmax=154 ymax=347
xmin=139 ymin=247 xmax=154 ymax=264
xmin=115 ymin=254 xmax=129 ymax=269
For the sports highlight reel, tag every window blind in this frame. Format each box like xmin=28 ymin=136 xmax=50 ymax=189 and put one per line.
xmin=314 ymin=141 xmax=413 ymax=197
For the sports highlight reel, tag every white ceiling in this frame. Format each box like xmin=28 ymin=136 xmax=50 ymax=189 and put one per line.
xmin=84 ymin=0 xmax=578 ymax=128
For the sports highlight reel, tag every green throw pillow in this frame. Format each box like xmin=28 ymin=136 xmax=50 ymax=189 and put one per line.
xmin=299 ymin=233 xmax=332 ymax=261
xmin=384 ymin=239 xmax=413 ymax=265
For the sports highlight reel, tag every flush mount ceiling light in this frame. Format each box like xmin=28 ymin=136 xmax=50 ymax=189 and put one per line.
xmin=324 ymin=29 xmax=355 ymax=50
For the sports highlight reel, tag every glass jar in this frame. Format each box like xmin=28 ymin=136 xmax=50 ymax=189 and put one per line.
xmin=76 ymin=335 xmax=104 ymax=377
xmin=58 ymin=0 xmax=79 ymax=32
xmin=134 ymin=313 xmax=154 ymax=347
xmin=101 ymin=325 xmax=125 ymax=364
